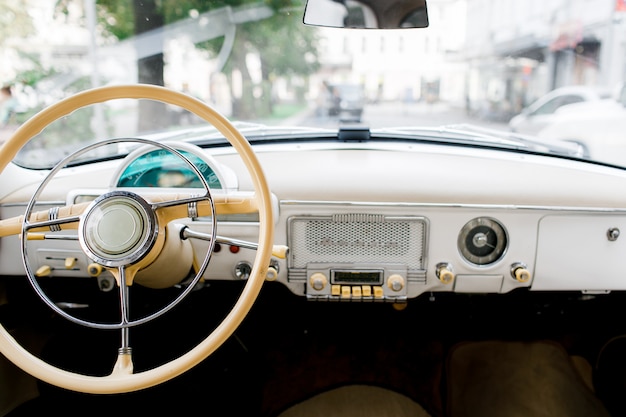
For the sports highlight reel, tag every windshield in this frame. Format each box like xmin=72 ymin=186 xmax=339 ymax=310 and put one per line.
xmin=1 ymin=0 xmax=625 ymax=168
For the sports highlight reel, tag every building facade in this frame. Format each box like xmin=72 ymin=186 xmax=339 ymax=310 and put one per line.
xmin=464 ymin=0 xmax=626 ymax=120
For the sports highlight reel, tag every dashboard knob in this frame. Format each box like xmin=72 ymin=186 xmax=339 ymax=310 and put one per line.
xmin=87 ymin=263 xmax=103 ymax=277
xmin=511 ymin=263 xmax=531 ymax=283
xmin=65 ymin=257 xmax=77 ymax=269
xmin=35 ymin=265 xmax=52 ymax=277
xmin=309 ymin=272 xmax=328 ymax=291
xmin=387 ymin=274 xmax=405 ymax=292
xmin=266 ymin=267 xmax=278 ymax=281
xmin=97 ymin=275 xmax=115 ymax=292
xmin=266 ymin=259 xmax=280 ymax=281
xmin=436 ymin=263 xmax=454 ymax=284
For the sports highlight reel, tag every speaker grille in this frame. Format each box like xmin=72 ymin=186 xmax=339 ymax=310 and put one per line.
xmin=288 ymin=214 xmax=426 ymax=270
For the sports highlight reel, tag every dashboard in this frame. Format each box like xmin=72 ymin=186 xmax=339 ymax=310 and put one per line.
xmin=3 ymin=138 xmax=626 ymax=302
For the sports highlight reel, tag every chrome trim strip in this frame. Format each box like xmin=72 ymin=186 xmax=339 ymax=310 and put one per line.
xmin=188 ymin=200 xmax=198 ymax=219
xmin=7 ymin=199 xmax=626 ymax=214
xmin=48 ymin=207 xmax=61 ymax=232
xmin=187 ymin=193 xmax=201 ymax=218
xmin=1 ymin=201 xmax=65 ymax=207
xmin=280 ymin=199 xmax=626 ymax=213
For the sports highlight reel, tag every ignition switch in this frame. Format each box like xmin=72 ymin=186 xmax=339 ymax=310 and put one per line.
xmin=234 ymin=261 xmax=252 ymax=280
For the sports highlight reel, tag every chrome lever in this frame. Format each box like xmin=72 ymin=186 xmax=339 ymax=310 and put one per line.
xmin=180 ymin=226 xmax=288 ymax=259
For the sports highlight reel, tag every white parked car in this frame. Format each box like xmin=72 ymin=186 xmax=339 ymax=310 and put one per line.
xmin=509 ymin=85 xmax=613 ymax=135
xmin=537 ymin=84 xmax=626 ymax=164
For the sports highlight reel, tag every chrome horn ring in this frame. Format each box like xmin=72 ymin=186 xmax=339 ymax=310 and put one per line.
xmin=20 ymin=137 xmax=217 ymax=330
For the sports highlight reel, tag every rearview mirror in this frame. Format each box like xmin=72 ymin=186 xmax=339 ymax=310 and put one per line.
xmin=303 ymin=0 xmax=429 ymax=29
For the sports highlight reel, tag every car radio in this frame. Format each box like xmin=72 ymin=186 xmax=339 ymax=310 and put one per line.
xmin=304 ymin=263 xmax=409 ymax=301
xmin=287 ymin=214 xmax=428 ymax=302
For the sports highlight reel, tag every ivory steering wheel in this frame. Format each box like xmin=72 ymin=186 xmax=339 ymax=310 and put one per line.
xmin=0 ymin=84 xmax=274 ymax=394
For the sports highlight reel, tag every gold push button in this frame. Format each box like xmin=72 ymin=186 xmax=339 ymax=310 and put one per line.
xmin=373 ymin=286 xmax=384 ymax=298
xmin=341 ymin=286 xmax=351 ymax=298
xmin=362 ymin=285 xmax=372 ymax=297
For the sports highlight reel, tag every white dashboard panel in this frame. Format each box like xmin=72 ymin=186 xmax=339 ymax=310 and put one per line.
xmin=4 ymin=140 xmax=626 ymax=299
xmin=533 ymin=214 xmax=626 ymax=291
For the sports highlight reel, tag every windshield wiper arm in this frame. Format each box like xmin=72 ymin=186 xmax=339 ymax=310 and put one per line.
xmin=375 ymin=124 xmax=585 ymax=158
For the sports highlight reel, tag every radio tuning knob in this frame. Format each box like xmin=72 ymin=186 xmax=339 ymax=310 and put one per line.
xmin=309 ymin=272 xmax=328 ymax=291
xmin=436 ymin=263 xmax=454 ymax=284
xmin=387 ymin=274 xmax=405 ymax=292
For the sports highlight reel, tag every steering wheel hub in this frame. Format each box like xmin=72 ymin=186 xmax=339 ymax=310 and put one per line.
xmin=79 ymin=191 xmax=158 ymax=267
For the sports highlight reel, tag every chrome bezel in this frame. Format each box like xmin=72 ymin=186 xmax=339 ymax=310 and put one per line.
xmin=457 ymin=217 xmax=508 ymax=266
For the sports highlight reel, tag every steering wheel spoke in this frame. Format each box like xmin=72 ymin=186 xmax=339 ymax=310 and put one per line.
xmin=147 ymin=192 xmax=259 ymax=225
xmin=111 ymin=349 xmax=134 ymax=376
xmin=25 ymin=211 xmax=81 ymax=233
xmin=149 ymin=193 xmax=211 ymax=224
xmin=0 ymin=202 xmax=89 ymax=238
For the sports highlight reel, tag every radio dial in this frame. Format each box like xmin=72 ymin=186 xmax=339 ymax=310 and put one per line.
xmin=387 ymin=274 xmax=405 ymax=292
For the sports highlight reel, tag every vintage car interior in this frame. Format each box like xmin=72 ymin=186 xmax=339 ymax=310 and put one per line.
xmin=1 ymin=0 xmax=626 ymax=416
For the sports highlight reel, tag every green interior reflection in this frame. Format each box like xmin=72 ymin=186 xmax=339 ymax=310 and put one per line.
xmin=116 ymin=149 xmax=222 ymax=189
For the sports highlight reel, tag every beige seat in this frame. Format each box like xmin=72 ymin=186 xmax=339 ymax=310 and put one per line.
xmin=446 ymin=340 xmax=610 ymax=417
xmin=277 ymin=384 xmax=432 ymax=417
xmin=277 ymin=340 xmax=611 ymax=417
